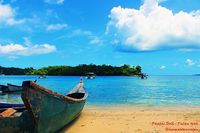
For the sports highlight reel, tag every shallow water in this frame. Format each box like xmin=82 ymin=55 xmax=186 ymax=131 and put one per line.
xmin=0 ymin=75 xmax=200 ymax=106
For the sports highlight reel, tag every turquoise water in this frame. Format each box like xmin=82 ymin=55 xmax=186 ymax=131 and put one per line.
xmin=1 ymin=75 xmax=200 ymax=106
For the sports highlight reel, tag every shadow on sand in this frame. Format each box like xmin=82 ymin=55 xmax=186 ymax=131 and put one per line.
xmin=57 ymin=113 xmax=82 ymax=133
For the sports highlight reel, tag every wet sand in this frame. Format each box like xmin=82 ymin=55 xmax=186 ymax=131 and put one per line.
xmin=60 ymin=105 xmax=200 ymax=133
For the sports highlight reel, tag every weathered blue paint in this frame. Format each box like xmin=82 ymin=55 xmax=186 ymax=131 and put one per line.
xmin=22 ymin=80 xmax=87 ymax=133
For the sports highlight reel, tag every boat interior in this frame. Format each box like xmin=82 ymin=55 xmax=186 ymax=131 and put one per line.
xmin=67 ymin=93 xmax=85 ymax=99
xmin=0 ymin=107 xmax=26 ymax=117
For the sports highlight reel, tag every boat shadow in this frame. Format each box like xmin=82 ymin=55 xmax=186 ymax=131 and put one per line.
xmin=57 ymin=113 xmax=82 ymax=133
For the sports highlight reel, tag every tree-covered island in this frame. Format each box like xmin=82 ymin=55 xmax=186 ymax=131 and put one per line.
xmin=0 ymin=64 xmax=142 ymax=76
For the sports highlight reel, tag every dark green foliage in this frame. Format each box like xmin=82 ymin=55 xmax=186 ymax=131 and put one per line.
xmin=0 ymin=64 xmax=142 ymax=76
xmin=30 ymin=64 xmax=142 ymax=76
xmin=0 ymin=66 xmax=33 ymax=75
xmin=135 ymin=65 xmax=142 ymax=74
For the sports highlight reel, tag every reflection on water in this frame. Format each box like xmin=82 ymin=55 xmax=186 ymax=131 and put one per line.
xmin=0 ymin=75 xmax=200 ymax=106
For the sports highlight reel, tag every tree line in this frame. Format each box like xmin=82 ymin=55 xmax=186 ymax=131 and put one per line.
xmin=0 ymin=64 xmax=142 ymax=76
xmin=0 ymin=66 xmax=33 ymax=75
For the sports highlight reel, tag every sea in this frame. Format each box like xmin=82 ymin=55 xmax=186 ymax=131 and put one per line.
xmin=1 ymin=75 xmax=200 ymax=106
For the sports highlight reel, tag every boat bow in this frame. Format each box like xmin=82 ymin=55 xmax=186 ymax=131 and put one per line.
xmin=21 ymin=80 xmax=88 ymax=133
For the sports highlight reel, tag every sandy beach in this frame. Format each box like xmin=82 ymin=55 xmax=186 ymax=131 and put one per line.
xmin=60 ymin=105 xmax=200 ymax=133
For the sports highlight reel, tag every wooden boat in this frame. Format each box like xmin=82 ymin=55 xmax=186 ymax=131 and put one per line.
xmin=38 ymin=75 xmax=47 ymax=79
xmin=86 ymin=72 xmax=96 ymax=79
xmin=0 ymin=79 xmax=87 ymax=133
xmin=22 ymin=79 xmax=87 ymax=133
xmin=0 ymin=84 xmax=8 ymax=92
xmin=6 ymin=83 xmax=22 ymax=92
xmin=138 ymin=73 xmax=148 ymax=79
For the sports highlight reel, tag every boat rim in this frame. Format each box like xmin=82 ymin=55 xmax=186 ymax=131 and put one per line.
xmin=7 ymin=83 xmax=22 ymax=87
xmin=22 ymin=81 xmax=88 ymax=103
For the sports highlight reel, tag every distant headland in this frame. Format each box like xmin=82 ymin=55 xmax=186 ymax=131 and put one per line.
xmin=0 ymin=64 xmax=142 ymax=76
xmin=193 ymin=74 xmax=200 ymax=76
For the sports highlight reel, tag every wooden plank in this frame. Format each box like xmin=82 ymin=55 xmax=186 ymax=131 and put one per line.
xmin=0 ymin=108 xmax=17 ymax=117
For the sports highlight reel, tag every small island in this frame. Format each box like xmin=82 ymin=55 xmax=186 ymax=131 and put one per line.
xmin=0 ymin=64 xmax=142 ymax=76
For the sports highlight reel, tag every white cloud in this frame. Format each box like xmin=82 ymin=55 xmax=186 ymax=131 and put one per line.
xmin=8 ymin=55 xmax=18 ymax=60
xmin=70 ymin=29 xmax=92 ymax=37
xmin=47 ymin=24 xmax=68 ymax=31
xmin=68 ymin=29 xmax=102 ymax=45
xmin=0 ymin=3 xmax=25 ymax=25
xmin=6 ymin=18 xmax=25 ymax=25
xmin=0 ymin=43 xmax=56 ymax=56
xmin=186 ymin=59 xmax=195 ymax=66
xmin=44 ymin=0 xmax=64 ymax=5
xmin=107 ymin=0 xmax=200 ymax=52
xmin=89 ymin=37 xmax=101 ymax=45
xmin=160 ymin=65 xmax=166 ymax=69
xmin=0 ymin=3 xmax=13 ymax=20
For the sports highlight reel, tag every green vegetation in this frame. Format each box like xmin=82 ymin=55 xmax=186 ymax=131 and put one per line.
xmin=0 ymin=66 xmax=33 ymax=75
xmin=0 ymin=64 xmax=142 ymax=76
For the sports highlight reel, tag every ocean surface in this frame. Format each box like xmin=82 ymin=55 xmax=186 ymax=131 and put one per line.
xmin=1 ymin=75 xmax=200 ymax=106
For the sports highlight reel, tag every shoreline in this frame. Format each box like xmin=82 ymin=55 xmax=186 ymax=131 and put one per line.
xmin=85 ymin=104 xmax=200 ymax=111
xmin=60 ymin=105 xmax=200 ymax=133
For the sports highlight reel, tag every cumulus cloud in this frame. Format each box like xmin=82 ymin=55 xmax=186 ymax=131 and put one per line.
xmin=160 ymin=65 xmax=166 ymax=69
xmin=0 ymin=3 xmax=25 ymax=25
xmin=47 ymin=23 xmax=68 ymax=31
xmin=186 ymin=59 xmax=195 ymax=66
xmin=44 ymin=0 xmax=64 ymax=5
xmin=106 ymin=0 xmax=200 ymax=52
xmin=0 ymin=43 xmax=56 ymax=56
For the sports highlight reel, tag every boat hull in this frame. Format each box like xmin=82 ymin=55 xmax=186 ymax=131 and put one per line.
xmin=7 ymin=83 xmax=22 ymax=92
xmin=22 ymin=81 xmax=87 ymax=133
xmin=86 ymin=76 xmax=95 ymax=79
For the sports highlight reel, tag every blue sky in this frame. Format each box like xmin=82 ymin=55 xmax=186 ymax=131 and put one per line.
xmin=0 ymin=0 xmax=200 ymax=75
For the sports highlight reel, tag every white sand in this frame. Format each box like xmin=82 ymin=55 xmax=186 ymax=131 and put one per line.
xmin=60 ymin=105 xmax=200 ymax=133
